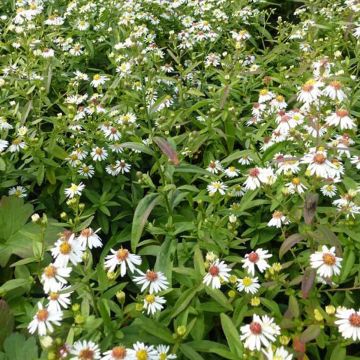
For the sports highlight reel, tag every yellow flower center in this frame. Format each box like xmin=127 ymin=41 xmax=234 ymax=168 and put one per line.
xmin=145 ymin=294 xmax=155 ymax=304
xmin=242 ymin=277 xmax=253 ymax=287
xmin=116 ymin=248 xmax=129 ymax=261
xmin=37 ymin=309 xmax=49 ymax=321
xmin=136 ymin=349 xmax=148 ymax=360
xmin=292 ymin=177 xmax=301 ymax=185
xmin=44 ymin=265 xmax=57 ymax=278
xmin=322 ymin=253 xmax=336 ymax=265
xmin=93 ymin=74 xmax=101 ymax=81
xmin=59 ymin=241 xmax=71 ymax=255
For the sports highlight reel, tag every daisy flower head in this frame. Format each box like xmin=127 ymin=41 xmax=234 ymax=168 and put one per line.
xmin=28 ymin=302 xmax=62 ymax=336
xmin=335 ymin=307 xmax=360 ymax=341
xmin=203 ymin=259 xmax=231 ymax=289
xmin=224 ymin=166 xmax=239 ymax=178
xmin=155 ymin=345 xmax=177 ymax=359
xmin=325 ymin=109 xmax=355 ymax=130
xmin=262 ymin=346 xmax=293 ymax=360
xmin=127 ymin=342 xmax=157 ymax=360
xmin=320 ymin=184 xmax=337 ymax=198
xmin=77 ymin=228 xmax=102 ymax=249
xmin=65 ymin=182 xmax=85 ymax=199
xmin=91 ymin=147 xmax=108 ymax=161
xmin=240 ymin=314 xmax=280 ymax=351
xmin=133 ymin=270 xmax=169 ymax=294
xmin=51 ymin=233 xmax=84 ymax=267
xmin=323 ymin=80 xmax=346 ymax=102
xmin=90 ymin=74 xmax=108 ymax=88
xmin=206 ymin=160 xmax=223 ymax=174
xmin=8 ymin=185 xmax=27 ymax=198
xmin=207 ymin=181 xmax=228 ymax=195
xmin=244 ymin=168 xmax=262 ymax=190
xmin=47 ymin=284 xmax=72 ymax=312
xmin=237 ymin=276 xmax=260 ymax=294
xmin=297 ymin=79 xmax=322 ymax=104
xmin=70 ymin=340 xmax=101 ymax=360
xmin=104 ymin=248 xmax=142 ymax=276
xmin=302 ymin=148 xmax=335 ymax=179
xmin=41 ymin=263 xmax=72 ymax=293
xmin=258 ymin=89 xmax=275 ymax=103
xmin=242 ymin=248 xmax=272 ymax=276
xmin=101 ymin=346 xmax=130 ymax=360
xmin=267 ymin=211 xmax=290 ymax=228
xmin=143 ymin=294 xmax=166 ymax=315
xmin=310 ymin=245 xmax=342 ymax=278
xmin=285 ymin=177 xmax=307 ymax=194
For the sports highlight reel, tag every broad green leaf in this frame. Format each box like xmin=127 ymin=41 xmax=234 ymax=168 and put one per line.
xmin=139 ymin=316 xmax=175 ymax=343
xmin=205 ymin=287 xmax=233 ymax=311
xmin=220 ymin=313 xmax=243 ymax=357
xmin=180 ymin=344 xmax=205 ymax=360
xmin=170 ymin=286 xmax=200 ymax=319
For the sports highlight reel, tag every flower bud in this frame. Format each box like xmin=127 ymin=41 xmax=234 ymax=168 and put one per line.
xmin=176 ymin=325 xmax=187 ymax=336
xmin=116 ymin=291 xmax=126 ymax=304
xmin=325 ymin=305 xmax=336 ymax=315
xmin=250 ymin=297 xmax=260 ymax=307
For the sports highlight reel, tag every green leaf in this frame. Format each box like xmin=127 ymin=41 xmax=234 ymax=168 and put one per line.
xmin=220 ymin=313 xmax=243 ymax=357
xmin=139 ymin=316 xmax=175 ymax=344
xmin=205 ymin=287 xmax=233 ymax=311
xmin=131 ymin=193 xmax=160 ymax=252
xmin=180 ymin=344 xmax=205 ymax=360
xmin=340 ymin=250 xmax=355 ymax=283
xmin=300 ymin=325 xmax=321 ymax=343
xmin=120 ymin=142 xmax=154 ymax=156
xmin=330 ymin=344 xmax=346 ymax=360
xmin=0 ymin=279 xmax=30 ymax=294
xmin=279 ymin=233 xmax=304 ymax=258
xmin=0 ymin=300 xmax=14 ymax=350
xmin=170 ymin=286 xmax=199 ymax=319
xmin=187 ymin=341 xmax=237 ymax=360
xmin=1 ymin=333 xmax=38 ymax=360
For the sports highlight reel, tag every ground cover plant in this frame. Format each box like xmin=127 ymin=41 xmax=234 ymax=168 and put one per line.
xmin=1 ymin=0 xmax=360 ymax=359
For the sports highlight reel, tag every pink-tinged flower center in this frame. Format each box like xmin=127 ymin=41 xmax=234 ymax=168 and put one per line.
xmin=330 ymin=80 xmax=341 ymax=90
xmin=248 ymin=251 xmax=259 ymax=263
xmin=112 ymin=346 xmax=127 ymax=359
xmin=146 ymin=271 xmax=158 ymax=282
xmin=349 ymin=313 xmax=360 ymax=327
xmin=111 ymin=127 xmax=118 ymax=134
xmin=79 ymin=348 xmax=94 ymax=360
xmin=81 ymin=228 xmax=93 ymax=238
xmin=280 ymin=115 xmax=290 ymax=123
xmin=37 ymin=309 xmax=49 ymax=321
xmin=95 ymin=148 xmax=103 ymax=155
xmin=209 ymin=265 xmax=220 ymax=277
xmin=250 ymin=321 xmax=262 ymax=334
xmin=209 ymin=161 xmax=216 ymax=168
xmin=302 ymin=84 xmax=313 ymax=92
xmin=116 ymin=248 xmax=129 ymax=261
xmin=313 ymin=153 xmax=326 ymax=164
xmin=322 ymin=253 xmax=336 ymax=266
xmin=249 ymin=168 xmax=259 ymax=177
xmin=272 ymin=211 xmax=283 ymax=219
xmin=336 ymin=109 xmax=348 ymax=118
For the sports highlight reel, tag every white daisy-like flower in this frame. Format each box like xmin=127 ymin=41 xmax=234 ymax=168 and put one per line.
xmin=47 ymin=284 xmax=72 ymax=312
xmin=101 ymin=346 xmax=130 ymax=360
xmin=302 ymin=149 xmax=335 ymax=179
xmin=335 ymin=307 xmax=360 ymax=341
xmin=206 ymin=160 xmax=223 ymax=174
xmin=323 ymin=81 xmax=346 ymax=102
xmin=91 ymin=147 xmax=108 ymax=161
xmin=203 ymin=259 xmax=231 ymax=289
xmin=320 ymin=184 xmax=337 ymax=198
xmin=133 ymin=270 xmax=169 ymax=294
xmin=267 ymin=211 xmax=290 ymax=228
xmin=155 ymin=345 xmax=177 ymax=359
xmin=70 ymin=340 xmax=101 ymax=360
xmin=117 ymin=160 xmax=131 ymax=174
xmin=90 ymin=74 xmax=108 ymax=88
xmin=143 ymin=294 xmax=166 ymax=315
xmin=77 ymin=228 xmax=102 ymax=249
xmin=350 ymin=155 xmax=360 ymax=170
xmin=238 ymin=155 xmax=252 ymax=165
xmin=8 ymin=185 xmax=27 ymax=198
xmin=8 ymin=138 xmax=26 ymax=152
xmin=244 ymin=168 xmax=262 ymax=190
xmin=297 ymin=79 xmax=322 ymax=104
xmin=310 ymin=245 xmax=342 ymax=278
xmin=242 ymin=248 xmax=272 ymax=276
xmin=207 ymin=181 xmax=228 ymax=195
xmin=325 ymin=109 xmax=355 ymax=130
xmin=224 ymin=166 xmax=239 ymax=178
xmin=262 ymin=346 xmax=293 ymax=360
xmin=41 ymin=263 xmax=72 ymax=293
xmin=0 ymin=139 xmax=8 ymax=152
xmin=127 ymin=342 xmax=157 ymax=360
xmin=78 ymin=164 xmax=95 ymax=178
xmin=285 ymin=178 xmax=307 ymax=194
xmin=28 ymin=303 xmax=62 ymax=336
xmin=104 ymin=248 xmax=142 ymax=276
xmin=51 ymin=234 xmax=84 ymax=267
xmin=237 ymin=276 xmax=260 ymax=294
xmin=240 ymin=314 xmax=280 ymax=351
xmin=64 ymin=182 xmax=85 ymax=198
xmin=258 ymin=89 xmax=275 ymax=103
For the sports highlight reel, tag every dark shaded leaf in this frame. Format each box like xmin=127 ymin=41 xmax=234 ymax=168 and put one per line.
xmin=279 ymin=233 xmax=304 ymax=258
xmin=304 ymin=193 xmax=318 ymax=225
xmin=153 ymin=137 xmax=180 ymax=166
xmin=301 ymin=268 xmax=316 ymax=299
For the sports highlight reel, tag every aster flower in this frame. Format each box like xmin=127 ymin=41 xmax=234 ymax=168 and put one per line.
xmin=302 ymin=148 xmax=335 ymax=178
xmin=203 ymin=259 xmax=231 ymax=289
xmin=8 ymin=185 xmax=27 ymax=198
xmin=65 ymin=182 xmax=85 ymax=198
xmin=240 ymin=314 xmax=280 ymax=351
xmin=325 ymin=110 xmax=355 ymax=130
xmin=47 ymin=284 xmax=72 ymax=312
xmin=323 ymin=81 xmax=346 ymax=102
xmin=104 ymin=248 xmax=142 ymax=276
xmin=41 ymin=263 xmax=72 ymax=293
xmin=127 ymin=342 xmax=157 ymax=360
xmin=51 ymin=233 xmax=84 ymax=267
xmin=297 ymin=79 xmax=322 ymax=104
xmin=224 ymin=166 xmax=239 ymax=178
xmin=155 ymin=345 xmax=177 ymax=359
xmin=91 ymin=147 xmax=108 ymax=161
xmin=237 ymin=276 xmax=260 ymax=294
xmin=285 ymin=178 xmax=307 ymax=194
xmin=90 ymin=74 xmax=108 ymax=88
xmin=77 ymin=228 xmax=102 ymax=249
xmin=143 ymin=294 xmax=166 ymax=315
xmin=335 ymin=307 xmax=360 ymax=341
xmin=28 ymin=303 xmax=62 ymax=336
xmin=267 ymin=211 xmax=290 ymax=228
xmin=207 ymin=181 xmax=228 ymax=195
xmin=310 ymin=245 xmax=342 ymax=278
xmin=133 ymin=270 xmax=169 ymax=294
xmin=70 ymin=340 xmax=101 ymax=360
xmin=101 ymin=346 xmax=130 ymax=360
xmin=262 ymin=346 xmax=293 ymax=360
xmin=242 ymin=249 xmax=272 ymax=276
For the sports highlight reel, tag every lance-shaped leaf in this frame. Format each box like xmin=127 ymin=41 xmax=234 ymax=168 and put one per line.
xmin=0 ymin=299 xmax=14 ymax=349
xmin=300 ymin=325 xmax=321 ymax=343
xmin=301 ymin=268 xmax=316 ymax=299
xmin=220 ymin=314 xmax=243 ymax=357
xmin=153 ymin=137 xmax=180 ymax=166
xmin=304 ymin=193 xmax=318 ymax=225
xmin=131 ymin=193 xmax=160 ymax=252
xmin=279 ymin=233 xmax=304 ymax=258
